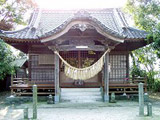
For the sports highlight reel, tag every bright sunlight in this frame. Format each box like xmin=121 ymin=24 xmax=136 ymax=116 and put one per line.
xmin=35 ymin=0 xmax=127 ymax=9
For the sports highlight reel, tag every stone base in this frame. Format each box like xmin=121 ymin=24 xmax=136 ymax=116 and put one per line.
xmin=54 ymin=95 xmax=60 ymax=103
xmin=103 ymin=94 xmax=109 ymax=102
xmin=47 ymin=95 xmax=54 ymax=104
xmin=144 ymin=93 xmax=149 ymax=102
xmin=110 ymin=92 xmax=116 ymax=103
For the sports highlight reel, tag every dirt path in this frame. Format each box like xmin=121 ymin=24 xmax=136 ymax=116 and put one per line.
xmin=0 ymin=92 xmax=160 ymax=120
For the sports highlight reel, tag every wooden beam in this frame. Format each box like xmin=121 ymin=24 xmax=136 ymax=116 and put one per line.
xmin=61 ymin=36 xmax=105 ymax=39
xmin=52 ymin=37 xmax=105 ymax=45
xmin=49 ymin=45 xmax=106 ymax=51
xmin=104 ymin=52 xmax=109 ymax=102
xmin=11 ymin=74 xmax=13 ymax=95
xmin=110 ymin=51 xmax=129 ymax=54
xmin=45 ymin=36 xmax=116 ymax=46
xmin=54 ymin=52 xmax=60 ymax=103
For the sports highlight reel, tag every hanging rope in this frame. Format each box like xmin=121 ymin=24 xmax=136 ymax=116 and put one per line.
xmin=54 ymin=48 xmax=110 ymax=80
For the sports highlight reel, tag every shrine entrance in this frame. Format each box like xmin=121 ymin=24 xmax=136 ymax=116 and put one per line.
xmin=60 ymin=50 xmax=103 ymax=88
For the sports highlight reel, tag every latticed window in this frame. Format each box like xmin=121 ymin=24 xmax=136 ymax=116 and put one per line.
xmin=109 ymin=54 xmax=127 ymax=83
xmin=29 ymin=54 xmax=54 ymax=82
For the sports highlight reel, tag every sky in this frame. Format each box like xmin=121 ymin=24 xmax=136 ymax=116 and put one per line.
xmin=34 ymin=0 xmax=127 ymax=9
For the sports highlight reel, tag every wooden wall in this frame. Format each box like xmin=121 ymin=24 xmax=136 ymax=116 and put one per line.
xmin=28 ymin=44 xmax=55 ymax=84
xmin=28 ymin=43 xmax=129 ymax=85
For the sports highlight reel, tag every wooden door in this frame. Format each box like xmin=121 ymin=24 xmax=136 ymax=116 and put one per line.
xmin=60 ymin=51 xmax=102 ymax=88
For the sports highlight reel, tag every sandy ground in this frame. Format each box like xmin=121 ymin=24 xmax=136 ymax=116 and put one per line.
xmin=0 ymin=92 xmax=160 ymax=120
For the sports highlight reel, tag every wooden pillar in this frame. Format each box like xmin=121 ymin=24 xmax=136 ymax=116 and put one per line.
xmin=126 ymin=53 xmax=129 ymax=78
xmin=104 ymin=52 xmax=109 ymax=102
xmin=78 ymin=51 xmax=81 ymax=68
xmin=11 ymin=74 xmax=13 ymax=95
xmin=54 ymin=52 xmax=60 ymax=103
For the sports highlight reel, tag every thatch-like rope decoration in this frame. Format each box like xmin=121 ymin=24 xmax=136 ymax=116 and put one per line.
xmin=54 ymin=48 xmax=110 ymax=80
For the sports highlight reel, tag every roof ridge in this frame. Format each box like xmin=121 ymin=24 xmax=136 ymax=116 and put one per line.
xmin=113 ymin=8 xmax=124 ymax=33
xmin=2 ymin=27 xmax=29 ymax=34
xmin=36 ymin=8 xmax=118 ymax=11
xmin=32 ymin=9 xmax=42 ymax=29
xmin=117 ymin=9 xmax=129 ymax=27
xmin=28 ymin=8 xmax=39 ymax=28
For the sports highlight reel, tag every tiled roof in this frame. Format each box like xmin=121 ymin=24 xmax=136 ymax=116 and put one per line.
xmin=0 ymin=8 xmax=147 ymax=42
xmin=11 ymin=57 xmax=27 ymax=67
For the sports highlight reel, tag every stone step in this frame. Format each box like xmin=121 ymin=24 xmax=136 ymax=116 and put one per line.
xmin=61 ymin=96 xmax=102 ymax=102
xmin=61 ymin=95 xmax=102 ymax=100
xmin=61 ymin=92 xmax=101 ymax=96
xmin=61 ymin=88 xmax=102 ymax=103
xmin=61 ymin=99 xmax=102 ymax=103
xmin=61 ymin=88 xmax=101 ymax=92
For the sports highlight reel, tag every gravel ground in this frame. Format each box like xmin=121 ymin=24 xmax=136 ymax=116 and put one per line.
xmin=0 ymin=92 xmax=160 ymax=120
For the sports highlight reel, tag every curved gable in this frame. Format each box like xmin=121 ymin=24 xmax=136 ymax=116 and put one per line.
xmin=40 ymin=17 xmax=125 ymax=43
xmin=0 ymin=8 xmax=147 ymax=43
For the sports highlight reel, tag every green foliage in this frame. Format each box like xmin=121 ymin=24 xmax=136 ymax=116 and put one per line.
xmin=0 ymin=39 xmax=15 ymax=80
xmin=125 ymin=0 xmax=160 ymax=31
xmin=130 ymin=51 xmax=147 ymax=77
xmin=125 ymin=0 xmax=160 ymax=92
xmin=125 ymin=0 xmax=160 ymax=57
xmin=153 ymin=79 xmax=160 ymax=92
xmin=130 ymin=66 xmax=146 ymax=78
xmin=130 ymin=46 xmax=159 ymax=91
xmin=0 ymin=0 xmax=37 ymax=30
xmin=0 ymin=0 xmax=33 ymax=80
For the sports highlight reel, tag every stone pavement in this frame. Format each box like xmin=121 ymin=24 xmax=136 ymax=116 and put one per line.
xmin=0 ymin=100 xmax=160 ymax=120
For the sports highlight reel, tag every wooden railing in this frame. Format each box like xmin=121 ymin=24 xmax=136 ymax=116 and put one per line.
xmin=101 ymin=77 xmax=148 ymax=93
xmin=108 ymin=77 xmax=147 ymax=85
xmin=11 ymin=75 xmax=147 ymax=86
xmin=11 ymin=75 xmax=29 ymax=86
xmin=10 ymin=75 xmax=55 ymax=96
xmin=130 ymin=77 xmax=147 ymax=84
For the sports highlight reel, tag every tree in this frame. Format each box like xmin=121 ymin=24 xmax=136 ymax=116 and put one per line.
xmin=0 ymin=0 xmax=37 ymax=30
xmin=0 ymin=0 xmax=36 ymax=80
xmin=130 ymin=45 xmax=159 ymax=90
xmin=125 ymin=0 xmax=160 ymax=57
xmin=125 ymin=0 xmax=160 ymax=91
xmin=0 ymin=39 xmax=15 ymax=80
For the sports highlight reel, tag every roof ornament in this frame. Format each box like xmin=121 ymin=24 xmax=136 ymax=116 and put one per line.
xmin=31 ymin=8 xmax=42 ymax=30
xmin=74 ymin=10 xmax=90 ymax=18
xmin=72 ymin=24 xmax=94 ymax=30
xmin=78 ymin=24 xmax=87 ymax=31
